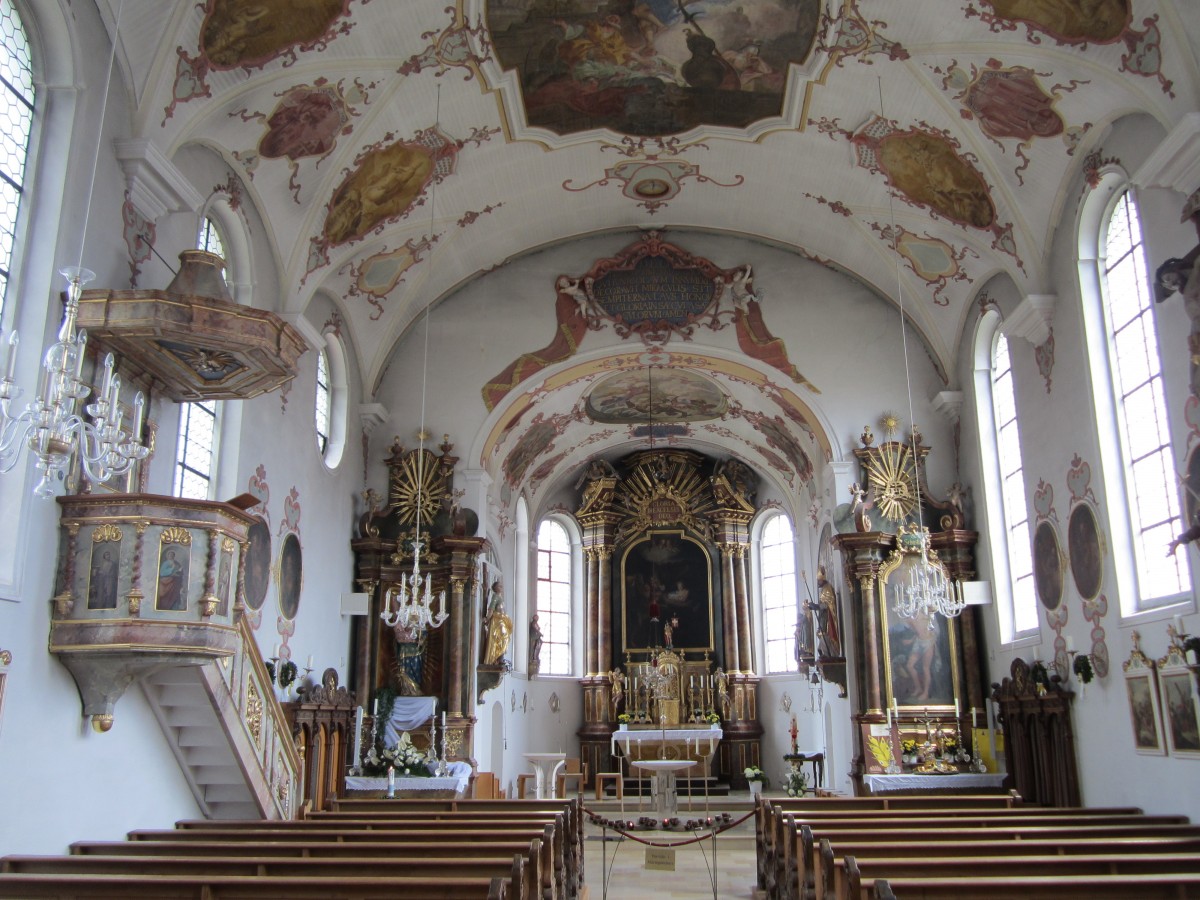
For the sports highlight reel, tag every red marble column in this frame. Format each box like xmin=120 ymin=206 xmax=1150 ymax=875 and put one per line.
xmin=721 ymin=544 xmax=740 ymax=674
xmin=597 ymin=546 xmax=612 ymax=674
xmin=585 ymin=548 xmax=600 ymax=677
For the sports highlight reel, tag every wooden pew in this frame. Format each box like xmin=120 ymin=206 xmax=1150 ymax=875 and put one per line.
xmin=128 ymin=823 xmax=570 ymax=899
xmin=842 ymin=852 xmax=1200 ymax=900
xmin=785 ymin=820 xmax=1200 ymax=900
xmin=71 ymin=837 xmax=558 ymax=899
xmin=163 ymin=814 xmax=576 ymax=897
xmin=814 ymin=836 xmax=1200 ymax=900
xmin=0 ymin=871 xmax=513 ymax=899
xmin=755 ymin=795 xmax=1028 ymax=892
xmin=2 ymin=852 xmax=536 ymax=899
xmin=871 ymin=873 xmax=1200 ymax=899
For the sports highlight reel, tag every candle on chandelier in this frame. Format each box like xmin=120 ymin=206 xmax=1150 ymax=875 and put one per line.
xmin=307 ymin=654 xmax=314 ymax=669
xmin=3 ymin=330 xmax=17 ymax=381
xmin=1065 ymin=636 xmax=1074 ymax=653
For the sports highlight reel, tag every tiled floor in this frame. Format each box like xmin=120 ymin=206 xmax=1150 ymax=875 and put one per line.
xmin=580 ymin=792 xmax=760 ymax=899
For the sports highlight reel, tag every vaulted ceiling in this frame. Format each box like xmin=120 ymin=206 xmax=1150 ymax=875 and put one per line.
xmin=107 ymin=0 xmax=1197 ymax=416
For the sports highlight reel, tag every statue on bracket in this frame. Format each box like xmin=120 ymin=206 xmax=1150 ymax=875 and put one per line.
xmin=528 ymin=614 xmax=543 ymax=676
xmin=482 ymin=580 xmax=513 ymax=665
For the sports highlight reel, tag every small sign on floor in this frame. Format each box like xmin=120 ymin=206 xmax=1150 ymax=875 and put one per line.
xmin=645 ymin=847 xmax=676 ymax=871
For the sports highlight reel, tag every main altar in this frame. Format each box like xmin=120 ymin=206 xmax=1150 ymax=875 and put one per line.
xmin=573 ymin=447 xmax=764 ymax=789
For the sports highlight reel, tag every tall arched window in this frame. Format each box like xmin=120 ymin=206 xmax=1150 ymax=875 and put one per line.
xmin=315 ymin=347 xmax=331 ymax=454
xmin=0 ymin=0 xmax=35 ymax=322
xmin=173 ymin=215 xmax=226 ymax=499
xmin=1100 ymin=189 xmax=1188 ymax=607
xmin=535 ymin=519 xmax=571 ymax=675
xmin=993 ymin=333 xmax=1037 ymax=637
xmin=760 ymin=513 xmax=798 ymax=673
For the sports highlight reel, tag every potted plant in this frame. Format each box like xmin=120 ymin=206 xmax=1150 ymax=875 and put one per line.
xmin=744 ymin=765 xmax=767 ymax=796
xmin=617 ymin=713 xmax=632 ymax=730
xmin=705 ymin=712 xmax=721 ymax=725
xmin=901 ymin=739 xmax=918 ymax=766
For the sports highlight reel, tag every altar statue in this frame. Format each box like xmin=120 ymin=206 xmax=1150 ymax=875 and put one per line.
xmin=528 ymin=613 xmax=543 ymax=676
xmin=714 ymin=666 xmax=730 ymax=718
xmin=483 ymin=580 xmax=513 ymax=664
xmin=610 ymin=666 xmax=624 ymax=718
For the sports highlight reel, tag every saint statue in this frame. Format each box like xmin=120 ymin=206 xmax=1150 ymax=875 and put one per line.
xmin=714 ymin=666 xmax=730 ymax=718
xmin=815 ymin=565 xmax=841 ymax=658
xmin=483 ymin=580 xmax=513 ymax=665
xmin=610 ymin=666 xmax=624 ymax=719
xmin=528 ymin=614 xmax=543 ymax=676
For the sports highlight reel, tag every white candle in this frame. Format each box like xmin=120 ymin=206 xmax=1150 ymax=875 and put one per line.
xmin=307 ymin=654 xmax=314 ymax=669
xmin=373 ymin=697 xmax=379 ymax=717
xmin=1175 ymin=614 xmax=1186 ymax=635
xmin=442 ymin=711 xmax=446 ymax=730
xmin=954 ymin=696 xmax=960 ymax=718
xmin=272 ymin=644 xmax=279 ymax=658
xmin=1065 ymin=636 xmax=1074 ymax=653
xmin=972 ymin=708 xmax=977 ymax=730
xmin=4 ymin=330 xmax=17 ymax=381
xmin=885 ymin=706 xmax=892 ymax=729
xmin=353 ymin=706 xmax=364 ymax=768
xmin=388 ymin=766 xmax=395 ymax=792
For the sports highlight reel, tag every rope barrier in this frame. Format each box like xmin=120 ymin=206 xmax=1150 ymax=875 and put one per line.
xmin=582 ymin=805 xmax=756 ymax=848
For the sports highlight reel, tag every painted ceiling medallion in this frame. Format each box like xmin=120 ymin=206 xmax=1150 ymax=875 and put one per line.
xmin=487 ymin=0 xmax=821 ymax=137
xmin=586 ymin=369 xmax=728 ymax=424
xmin=565 ymin=159 xmax=742 ymax=212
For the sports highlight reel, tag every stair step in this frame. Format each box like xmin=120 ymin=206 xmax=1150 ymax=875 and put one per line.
xmin=209 ymin=801 xmax=262 ymax=820
xmin=183 ymin=745 xmax=237 ymax=767
xmin=204 ymin=783 xmax=253 ymax=803
xmin=175 ymin=725 xmax=224 ymax=748
xmin=163 ymin=706 xmax=218 ymax=729
xmin=192 ymin=765 xmax=245 ymax=786
xmin=153 ymin=684 xmax=209 ymax=708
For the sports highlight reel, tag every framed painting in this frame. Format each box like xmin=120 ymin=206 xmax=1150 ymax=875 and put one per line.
xmin=278 ymin=532 xmax=303 ymax=620
xmin=1158 ymin=643 xmax=1200 ymax=759
xmin=620 ymin=531 xmax=715 ymax=654
xmin=879 ymin=549 xmax=959 ymax=711
xmin=1032 ymin=520 xmax=1064 ymax=611
xmin=244 ymin=517 xmax=271 ymax=611
xmin=1067 ymin=502 xmax=1104 ymax=601
xmin=86 ymin=527 xmax=122 ymax=610
xmin=154 ymin=530 xmax=192 ymax=612
xmin=1123 ymin=633 xmax=1165 ymax=755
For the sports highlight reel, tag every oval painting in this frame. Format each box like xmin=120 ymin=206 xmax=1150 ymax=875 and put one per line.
xmin=1032 ymin=520 xmax=1063 ymax=611
xmin=244 ymin=517 xmax=272 ymax=611
xmin=278 ymin=532 xmax=303 ymax=620
xmin=1067 ymin=502 xmax=1103 ymax=601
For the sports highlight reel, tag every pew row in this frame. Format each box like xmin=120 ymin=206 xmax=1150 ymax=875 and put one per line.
xmin=871 ymin=873 xmax=1200 ymax=899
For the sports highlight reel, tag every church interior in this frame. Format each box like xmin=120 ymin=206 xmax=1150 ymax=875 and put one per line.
xmin=1 ymin=0 xmax=1200 ymax=890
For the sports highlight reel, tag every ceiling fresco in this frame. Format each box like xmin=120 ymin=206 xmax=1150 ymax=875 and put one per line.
xmin=585 ymin=368 xmax=729 ymax=424
xmin=93 ymin=0 xmax=1197 ymax=500
xmin=487 ymin=0 xmax=822 ymax=136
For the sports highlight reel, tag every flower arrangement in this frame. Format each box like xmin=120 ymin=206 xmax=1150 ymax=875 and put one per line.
xmin=362 ymin=732 xmax=433 ymax=777
xmin=941 ymin=737 xmax=958 ymax=757
xmin=1183 ymin=636 xmax=1200 ymax=663
xmin=744 ymin=765 xmax=767 ymax=785
xmin=1072 ymin=653 xmax=1094 ymax=684
xmin=783 ymin=764 xmax=807 ymax=797
xmin=277 ymin=660 xmax=298 ymax=689
xmin=705 ymin=712 xmax=721 ymax=724
xmin=901 ymin=739 xmax=918 ymax=755
xmin=617 ymin=713 xmax=632 ymax=724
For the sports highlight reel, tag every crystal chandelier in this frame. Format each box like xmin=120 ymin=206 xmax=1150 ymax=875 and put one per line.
xmin=892 ymin=526 xmax=964 ymax=619
xmin=379 ymin=86 xmax=448 ymax=641
xmin=380 ymin=537 xmax=448 ymax=635
xmin=0 ymin=267 xmax=149 ymax=497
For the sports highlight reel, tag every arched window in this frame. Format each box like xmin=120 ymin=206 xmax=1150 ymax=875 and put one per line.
xmin=315 ymin=347 xmax=331 ymax=454
xmin=0 ymin=0 xmax=35 ymax=321
xmin=1080 ymin=177 xmax=1191 ymax=615
xmin=173 ymin=399 xmax=217 ymax=500
xmin=760 ymin=512 xmax=798 ymax=673
xmin=173 ymin=217 xmax=226 ymax=499
xmin=197 ymin=215 xmax=225 ymax=259
xmin=535 ymin=519 xmax=571 ymax=675
xmin=992 ymin=332 xmax=1037 ymax=638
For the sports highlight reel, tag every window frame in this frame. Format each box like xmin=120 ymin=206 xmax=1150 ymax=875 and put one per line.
xmin=534 ymin=517 xmax=574 ymax=677
xmin=1078 ymin=173 xmax=1192 ymax=619
xmin=757 ymin=510 xmax=799 ymax=675
xmin=315 ymin=346 xmax=330 ymax=455
xmin=172 ymin=398 xmax=219 ymax=501
xmin=973 ymin=309 xmax=1040 ymax=647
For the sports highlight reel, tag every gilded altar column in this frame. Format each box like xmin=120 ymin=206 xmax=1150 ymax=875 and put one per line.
xmin=597 ymin=546 xmax=613 ymax=675
xmin=585 ymin=547 xmax=600 ymax=677
xmin=733 ymin=543 xmax=753 ymax=674
xmin=720 ymin=543 xmax=740 ymax=674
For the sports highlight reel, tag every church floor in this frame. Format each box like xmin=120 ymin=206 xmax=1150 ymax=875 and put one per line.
xmin=580 ymin=791 xmax=761 ymax=899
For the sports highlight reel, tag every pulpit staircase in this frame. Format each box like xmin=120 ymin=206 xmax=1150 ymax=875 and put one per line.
xmin=140 ymin=618 xmax=301 ymax=820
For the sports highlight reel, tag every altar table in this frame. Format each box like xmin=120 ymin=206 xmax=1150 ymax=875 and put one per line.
xmin=344 ymin=761 xmax=471 ymax=798
xmin=631 ymin=758 xmax=696 ymax=816
xmin=862 ymin=772 xmax=1008 ymax=795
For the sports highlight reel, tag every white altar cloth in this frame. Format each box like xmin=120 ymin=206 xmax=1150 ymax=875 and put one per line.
xmin=611 ymin=727 xmax=722 ymax=757
xmin=346 ymin=760 xmax=471 ymax=795
xmin=383 ymin=696 xmax=438 ymax=747
xmin=863 ymin=772 xmax=1007 ymax=793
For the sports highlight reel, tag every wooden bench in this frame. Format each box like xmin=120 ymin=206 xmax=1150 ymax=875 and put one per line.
xmin=815 ymin=836 xmax=1200 ymax=900
xmin=784 ymin=819 xmax=1200 ymax=900
xmin=871 ymin=873 xmax=1200 ymax=899
xmin=128 ymin=822 xmax=571 ymax=899
xmin=0 ymin=871 xmax=513 ymax=899
xmin=2 ymin=853 xmax=535 ymax=898
xmin=839 ymin=851 xmax=1200 ymax=900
